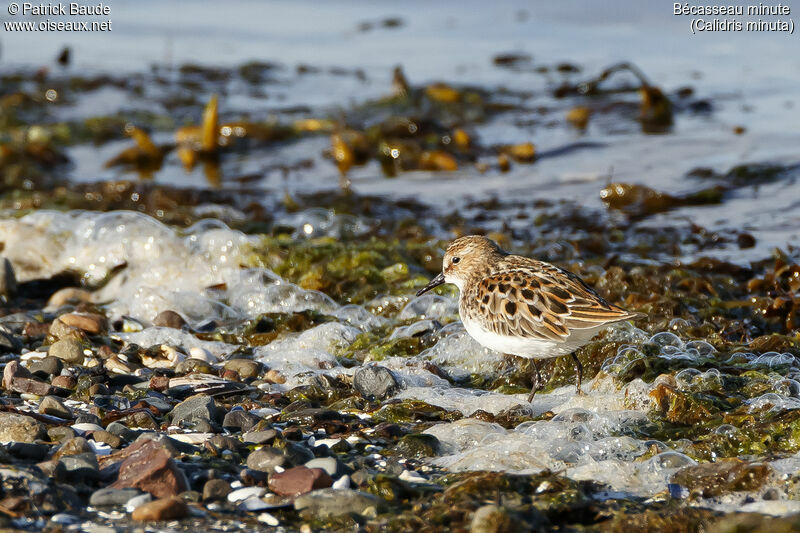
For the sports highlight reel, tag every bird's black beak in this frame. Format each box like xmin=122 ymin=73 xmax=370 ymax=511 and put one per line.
xmin=416 ymin=272 xmax=445 ymax=296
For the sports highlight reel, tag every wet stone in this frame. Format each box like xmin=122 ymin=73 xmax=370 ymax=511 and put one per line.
xmin=152 ymin=310 xmax=187 ymax=329
xmin=29 ymin=356 xmax=63 ymax=377
xmin=305 ymin=457 xmax=348 ymax=478
xmin=89 ymin=487 xmax=143 ymax=507
xmin=110 ymin=440 xmax=189 ymax=498
xmin=174 ymin=358 xmax=214 ymax=375
xmin=53 ymin=436 xmax=93 ymax=460
xmin=106 ymin=421 xmax=140 ymax=443
xmin=169 ymin=394 xmax=220 ymax=427
xmin=0 ymin=412 xmax=46 ymax=442
xmin=49 ymin=319 xmax=85 ymax=341
xmin=51 ymin=375 xmax=77 ymax=389
xmin=0 ymin=330 xmax=22 ymax=354
xmin=58 ymin=452 xmax=100 ymax=482
xmin=203 ymin=478 xmax=232 ymax=502
xmin=353 ymin=365 xmax=399 ymax=401
xmin=48 ymin=426 xmax=76 ymax=442
xmin=58 ymin=313 xmax=106 ymax=335
xmin=5 ymin=442 xmax=49 ymax=460
xmin=223 ymin=359 xmax=262 ymax=379
xmin=222 ymin=410 xmax=261 ymax=432
xmin=131 ymin=496 xmax=189 ymax=521
xmin=268 ymin=466 xmax=333 ymax=497
xmin=90 ymin=430 xmax=122 ymax=449
xmin=392 ymin=433 xmax=440 ymax=459
xmin=207 ymin=435 xmax=246 ymax=453
xmin=76 ymin=413 xmax=102 ymax=426
xmin=0 ymin=257 xmax=17 ymax=302
xmin=246 ymin=447 xmax=288 ymax=474
xmin=283 ymin=441 xmax=315 ymax=465
xmin=294 ymin=488 xmax=383 ymax=519
xmin=48 ymin=339 xmax=85 ymax=364
xmin=39 ymin=395 xmax=73 ymax=419
xmin=242 ymin=429 xmax=279 ymax=445
xmin=2 ymin=360 xmax=28 ymax=387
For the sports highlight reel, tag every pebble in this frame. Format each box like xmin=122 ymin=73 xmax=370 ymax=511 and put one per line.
xmin=58 ymin=453 xmax=100 ymax=482
xmin=110 ymin=440 xmax=189 ymax=498
xmin=264 ymin=369 xmax=286 ymax=384
xmin=51 ymin=375 xmax=77 ymax=389
xmin=48 ymin=339 xmax=85 ymax=364
xmin=90 ymin=430 xmax=123 ymax=449
xmin=305 ymin=457 xmax=347 ymax=478
xmin=202 ymin=479 xmax=232 ymax=502
xmin=71 ymin=423 xmax=105 ymax=434
xmin=48 ymin=426 xmax=76 ymax=442
xmin=152 ymin=310 xmax=187 ymax=329
xmin=89 ymin=488 xmax=143 ymax=507
xmin=258 ymin=512 xmax=280 ymax=526
xmin=189 ymin=346 xmax=217 ymax=363
xmin=28 ymin=356 xmax=64 ymax=377
xmin=246 ymin=447 xmax=288 ymax=474
xmin=125 ymin=493 xmax=153 ymax=512
xmin=58 ymin=313 xmax=106 ymax=335
xmin=131 ymin=496 xmax=189 ymax=521
xmin=53 ymin=436 xmax=93 ymax=459
xmin=294 ymin=488 xmax=383 ymax=519
xmin=222 ymin=410 xmax=261 ymax=433
xmin=242 ymin=428 xmax=278 ymax=445
xmin=0 ymin=257 xmax=17 ymax=302
xmin=174 ymin=358 xmax=213 ymax=375
xmin=353 ymin=365 xmax=399 ymax=401
xmin=169 ymin=394 xmax=220 ymax=428
xmin=0 ymin=412 xmax=46 ymax=442
xmin=0 ymin=330 xmax=22 ymax=354
xmin=268 ymin=466 xmax=333 ymax=497
xmin=227 ymin=486 xmax=265 ymax=503
xmin=49 ymin=319 xmax=85 ymax=341
xmin=39 ymin=395 xmax=73 ymax=419
xmin=332 ymin=475 xmax=351 ymax=489
xmin=223 ymin=359 xmax=262 ymax=379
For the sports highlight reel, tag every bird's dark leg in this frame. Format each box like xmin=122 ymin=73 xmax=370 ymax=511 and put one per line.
xmin=571 ymin=352 xmax=584 ymax=395
xmin=527 ymin=359 xmax=542 ymax=403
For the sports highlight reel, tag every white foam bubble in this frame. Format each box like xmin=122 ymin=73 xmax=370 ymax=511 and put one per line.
xmin=116 ymin=327 xmax=238 ymax=360
xmin=399 ymin=294 xmax=459 ymax=321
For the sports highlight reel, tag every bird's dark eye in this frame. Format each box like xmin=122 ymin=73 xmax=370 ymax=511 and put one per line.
xmin=452 ymin=257 xmax=461 ymax=264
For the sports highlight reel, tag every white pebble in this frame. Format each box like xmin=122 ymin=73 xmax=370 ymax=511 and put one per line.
xmin=258 ymin=512 xmax=280 ymax=526
xmin=189 ymin=346 xmax=218 ymax=363
xmin=125 ymin=493 xmax=152 ymax=513
xmin=399 ymin=469 xmax=427 ymax=482
xmin=332 ymin=475 xmax=350 ymax=489
xmin=71 ymin=423 xmax=104 ymax=434
xmin=227 ymin=486 xmax=266 ymax=503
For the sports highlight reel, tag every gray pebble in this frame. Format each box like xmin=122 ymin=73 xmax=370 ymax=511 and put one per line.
xmin=353 ymin=365 xmax=399 ymax=401
xmin=246 ymin=447 xmax=288 ymax=474
xmin=89 ymin=487 xmax=143 ymax=507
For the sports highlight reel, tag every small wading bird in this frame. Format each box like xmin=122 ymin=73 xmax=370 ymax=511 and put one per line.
xmin=417 ymin=235 xmax=642 ymax=401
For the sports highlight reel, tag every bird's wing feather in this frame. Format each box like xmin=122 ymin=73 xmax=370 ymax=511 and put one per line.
xmin=467 ymin=263 xmax=639 ymax=341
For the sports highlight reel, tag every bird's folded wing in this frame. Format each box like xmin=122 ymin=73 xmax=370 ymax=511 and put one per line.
xmin=471 ymin=267 xmax=638 ymax=341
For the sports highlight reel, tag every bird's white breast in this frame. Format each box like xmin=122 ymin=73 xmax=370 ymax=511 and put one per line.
xmin=461 ymin=316 xmax=606 ymax=359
